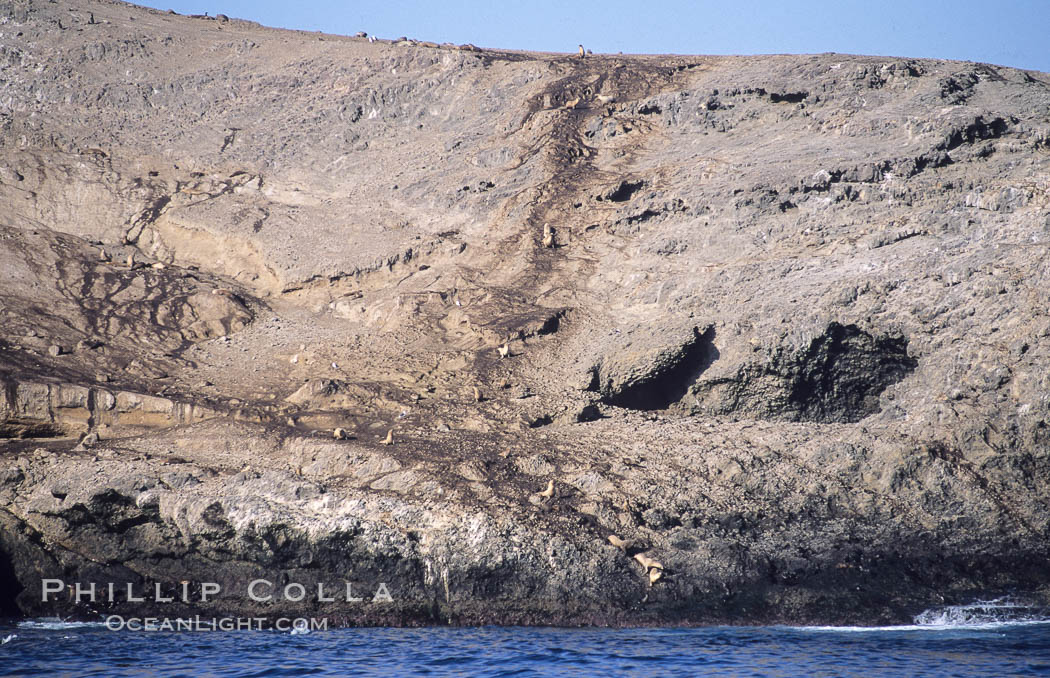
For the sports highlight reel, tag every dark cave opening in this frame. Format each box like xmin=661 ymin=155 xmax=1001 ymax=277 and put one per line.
xmin=786 ymin=322 xmax=917 ymax=423
xmin=603 ymin=326 xmax=718 ymax=411
xmin=605 ymin=180 xmax=646 ymax=203
xmin=770 ymin=91 xmax=808 ymax=104
xmin=0 ymin=547 xmax=22 ymax=617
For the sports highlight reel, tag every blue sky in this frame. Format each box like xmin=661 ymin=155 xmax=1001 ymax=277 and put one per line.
xmin=137 ymin=0 xmax=1050 ymax=73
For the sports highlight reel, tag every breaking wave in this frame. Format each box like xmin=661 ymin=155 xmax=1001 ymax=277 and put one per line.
xmin=15 ymin=618 xmax=108 ymax=631
xmin=793 ymin=600 xmax=1050 ymax=633
xmin=800 ymin=597 xmax=1050 ymax=632
xmin=913 ymin=597 xmax=1050 ymax=627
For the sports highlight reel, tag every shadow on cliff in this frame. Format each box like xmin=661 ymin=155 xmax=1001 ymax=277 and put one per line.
xmin=603 ymin=326 xmax=719 ymax=410
xmin=0 ymin=546 xmax=21 ymax=617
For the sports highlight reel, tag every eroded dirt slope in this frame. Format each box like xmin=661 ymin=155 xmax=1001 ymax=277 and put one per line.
xmin=1 ymin=0 xmax=1049 ymax=625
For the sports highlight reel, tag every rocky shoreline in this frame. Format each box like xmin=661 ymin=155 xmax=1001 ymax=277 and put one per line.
xmin=3 ymin=417 xmax=1047 ymax=627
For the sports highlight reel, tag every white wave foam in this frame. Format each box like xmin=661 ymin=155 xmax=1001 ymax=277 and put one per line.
xmin=795 ymin=597 xmax=1050 ymax=632
xmin=16 ymin=618 xmax=107 ymax=630
xmin=1 ymin=633 xmax=15 ymax=644
xmin=798 ymin=620 xmax=1050 ymax=633
xmin=798 ymin=624 xmax=934 ymax=632
xmin=914 ymin=598 xmax=1050 ymax=627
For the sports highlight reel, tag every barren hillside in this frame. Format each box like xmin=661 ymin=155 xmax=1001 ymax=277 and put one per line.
xmin=1 ymin=0 xmax=1049 ymax=625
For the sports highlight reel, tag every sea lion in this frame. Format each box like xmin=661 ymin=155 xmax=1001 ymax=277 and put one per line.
xmin=634 ymin=553 xmax=663 ymax=572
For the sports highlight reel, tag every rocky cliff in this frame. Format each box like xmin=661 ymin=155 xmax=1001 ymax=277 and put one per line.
xmin=1 ymin=0 xmax=1049 ymax=626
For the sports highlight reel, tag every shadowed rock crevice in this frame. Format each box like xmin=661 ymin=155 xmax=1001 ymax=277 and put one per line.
xmin=599 ymin=180 xmax=646 ymax=203
xmin=0 ymin=418 xmax=66 ymax=439
xmin=941 ymin=115 xmax=1011 ymax=153
xmin=0 ymin=552 xmax=18 ymax=617
xmin=769 ymin=91 xmax=808 ymax=104
xmin=784 ymin=323 xmax=916 ymax=422
xmin=601 ymin=326 xmax=718 ymax=411
xmin=695 ymin=323 xmax=916 ymax=423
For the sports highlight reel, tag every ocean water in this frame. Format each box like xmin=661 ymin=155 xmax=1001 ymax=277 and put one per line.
xmin=2 ymin=602 xmax=1049 ymax=677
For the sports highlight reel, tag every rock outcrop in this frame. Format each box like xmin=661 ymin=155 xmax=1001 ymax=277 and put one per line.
xmin=1 ymin=0 xmax=1049 ymax=626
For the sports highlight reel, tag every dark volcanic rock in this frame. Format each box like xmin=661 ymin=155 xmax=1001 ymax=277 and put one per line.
xmin=693 ymin=322 xmax=917 ymax=422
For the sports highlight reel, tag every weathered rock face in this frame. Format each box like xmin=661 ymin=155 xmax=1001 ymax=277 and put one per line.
xmin=1 ymin=0 xmax=1049 ymax=626
xmin=691 ymin=322 xmax=917 ymax=423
